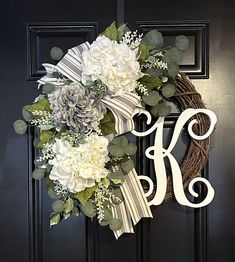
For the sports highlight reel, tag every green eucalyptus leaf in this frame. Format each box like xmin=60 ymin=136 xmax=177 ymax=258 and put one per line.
xmin=50 ymin=213 xmax=60 ymax=227
xmin=42 ymin=83 xmax=55 ymax=94
xmin=103 ymin=207 xmax=113 ymax=222
xmin=109 ymin=218 xmax=123 ymax=231
xmin=164 ymin=47 xmax=184 ymax=64
xmin=150 ymin=105 xmax=159 ymax=117
xmin=100 ymin=22 xmax=118 ymax=41
xmin=108 ymin=144 xmax=125 ymax=157
xmin=109 ymin=170 xmax=125 ymax=184
xmin=110 ymin=135 xmax=128 ymax=148
xmin=121 ymin=159 xmax=134 ymax=173
xmin=82 ymin=200 xmax=96 ymax=218
xmin=22 ymin=105 xmax=33 ymax=121
xmin=158 ymin=103 xmax=172 ymax=117
xmin=50 ymin=47 xmax=64 ymax=61
xmin=99 ymin=219 xmax=110 ymax=226
xmin=167 ymin=62 xmax=179 ymax=78
xmin=32 ymin=168 xmax=45 ymax=180
xmin=161 ymin=83 xmax=176 ymax=98
xmin=48 ymin=187 xmax=61 ymax=200
xmin=142 ymin=90 xmax=160 ymax=106
xmin=72 ymin=206 xmax=80 ymax=216
xmin=175 ymin=35 xmax=189 ymax=51
xmin=138 ymin=43 xmax=153 ymax=64
xmin=64 ymin=198 xmax=74 ymax=213
xmin=145 ymin=68 xmax=163 ymax=77
xmin=39 ymin=124 xmax=55 ymax=131
xmin=52 ymin=200 xmax=65 ymax=213
xmin=142 ymin=30 xmax=163 ymax=49
xmin=13 ymin=119 xmax=27 ymax=134
xmin=74 ymin=184 xmax=97 ymax=206
xmin=125 ymin=143 xmax=137 ymax=155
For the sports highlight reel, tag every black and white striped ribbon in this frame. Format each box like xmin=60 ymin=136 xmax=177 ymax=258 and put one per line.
xmin=112 ymin=169 xmax=153 ymax=239
xmin=38 ymin=43 xmax=152 ymax=238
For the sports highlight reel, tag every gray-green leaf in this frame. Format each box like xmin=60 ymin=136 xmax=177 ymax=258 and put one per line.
xmin=50 ymin=47 xmax=64 ymax=61
xmin=64 ymin=198 xmax=74 ymax=213
xmin=175 ymin=35 xmax=189 ymax=51
xmin=82 ymin=200 xmax=96 ymax=218
xmin=142 ymin=90 xmax=160 ymax=106
xmin=142 ymin=30 xmax=163 ymax=49
xmin=121 ymin=159 xmax=134 ymax=173
xmin=32 ymin=168 xmax=45 ymax=180
xmin=13 ymin=119 xmax=27 ymax=134
xmin=22 ymin=105 xmax=33 ymax=121
xmin=52 ymin=200 xmax=65 ymax=213
xmin=42 ymin=83 xmax=55 ymax=94
xmin=108 ymin=144 xmax=125 ymax=157
xmin=109 ymin=218 xmax=123 ymax=231
xmin=161 ymin=83 xmax=176 ymax=98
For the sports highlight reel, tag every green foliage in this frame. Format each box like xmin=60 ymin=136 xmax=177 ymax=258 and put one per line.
xmin=13 ymin=119 xmax=27 ymax=134
xmin=167 ymin=62 xmax=179 ymax=78
xmin=82 ymin=199 xmax=97 ymax=218
xmin=151 ymin=103 xmax=172 ymax=117
xmin=120 ymin=158 xmax=134 ymax=173
xmin=163 ymin=47 xmax=183 ymax=64
xmin=100 ymin=110 xmax=117 ymax=135
xmin=37 ymin=130 xmax=54 ymax=148
xmin=109 ymin=218 xmax=123 ymax=231
xmin=50 ymin=213 xmax=60 ymax=227
xmin=64 ymin=198 xmax=74 ymax=214
xmin=52 ymin=200 xmax=65 ymax=213
xmin=161 ymin=83 xmax=176 ymax=98
xmin=42 ymin=83 xmax=55 ymax=94
xmin=109 ymin=170 xmax=125 ymax=184
xmin=32 ymin=168 xmax=45 ymax=180
xmin=108 ymin=144 xmax=125 ymax=157
xmin=102 ymin=177 xmax=110 ymax=188
xmin=117 ymin=24 xmax=129 ymax=41
xmin=125 ymin=143 xmax=137 ymax=155
xmin=139 ymin=75 xmax=162 ymax=90
xmin=142 ymin=30 xmax=163 ymax=49
xmin=100 ymin=21 xmax=118 ymax=41
xmin=175 ymin=35 xmax=189 ymax=51
xmin=48 ymin=187 xmax=61 ymax=200
xmin=50 ymin=47 xmax=64 ymax=61
xmin=142 ymin=90 xmax=160 ymax=106
xmin=22 ymin=105 xmax=33 ymax=121
xmin=138 ymin=43 xmax=153 ymax=64
xmin=28 ymin=98 xmax=51 ymax=113
xmin=74 ymin=185 xmax=97 ymax=205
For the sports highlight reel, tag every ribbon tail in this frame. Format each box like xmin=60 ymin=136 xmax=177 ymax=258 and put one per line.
xmin=111 ymin=201 xmax=134 ymax=239
xmin=112 ymin=169 xmax=153 ymax=238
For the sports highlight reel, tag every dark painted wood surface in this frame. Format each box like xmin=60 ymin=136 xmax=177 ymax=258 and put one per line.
xmin=0 ymin=0 xmax=235 ymax=261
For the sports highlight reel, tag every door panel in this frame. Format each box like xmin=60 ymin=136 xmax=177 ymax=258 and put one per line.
xmin=1 ymin=0 xmax=235 ymax=261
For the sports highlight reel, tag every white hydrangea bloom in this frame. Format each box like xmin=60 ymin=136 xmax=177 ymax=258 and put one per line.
xmin=49 ymin=133 xmax=109 ymax=193
xmin=82 ymin=35 xmax=140 ymax=95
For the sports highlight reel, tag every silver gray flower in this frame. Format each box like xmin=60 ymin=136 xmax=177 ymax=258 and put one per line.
xmin=49 ymin=83 xmax=106 ymax=132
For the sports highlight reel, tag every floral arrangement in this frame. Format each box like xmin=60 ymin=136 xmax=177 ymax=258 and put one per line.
xmin=14 ymin=22 xmax=189 ymax=236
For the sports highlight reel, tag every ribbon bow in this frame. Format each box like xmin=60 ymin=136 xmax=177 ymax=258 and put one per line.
xmin=38 ymin=43 xmax=153 ymax=238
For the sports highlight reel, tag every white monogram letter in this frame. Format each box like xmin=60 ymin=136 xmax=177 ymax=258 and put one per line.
xmin=132 ymin=108 xmax=217 ymax=208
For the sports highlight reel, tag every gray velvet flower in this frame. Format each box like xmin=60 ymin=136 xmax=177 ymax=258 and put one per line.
xmin=49 ymin=83 xmax=106 ymax=132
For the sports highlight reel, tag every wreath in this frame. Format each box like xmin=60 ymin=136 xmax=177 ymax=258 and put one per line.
xmin=14 ymin=22 xmax=214 ymax=238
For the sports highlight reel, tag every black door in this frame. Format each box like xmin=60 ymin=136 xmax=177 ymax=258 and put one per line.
xmin=1 ymin=0 xmax=234 ymax=261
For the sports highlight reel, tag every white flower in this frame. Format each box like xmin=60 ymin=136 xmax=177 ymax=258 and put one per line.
xmin=49 ymin=133 xmax=110 ymax=193
xmin=82 ymin=35 xmax=140 ymax=95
